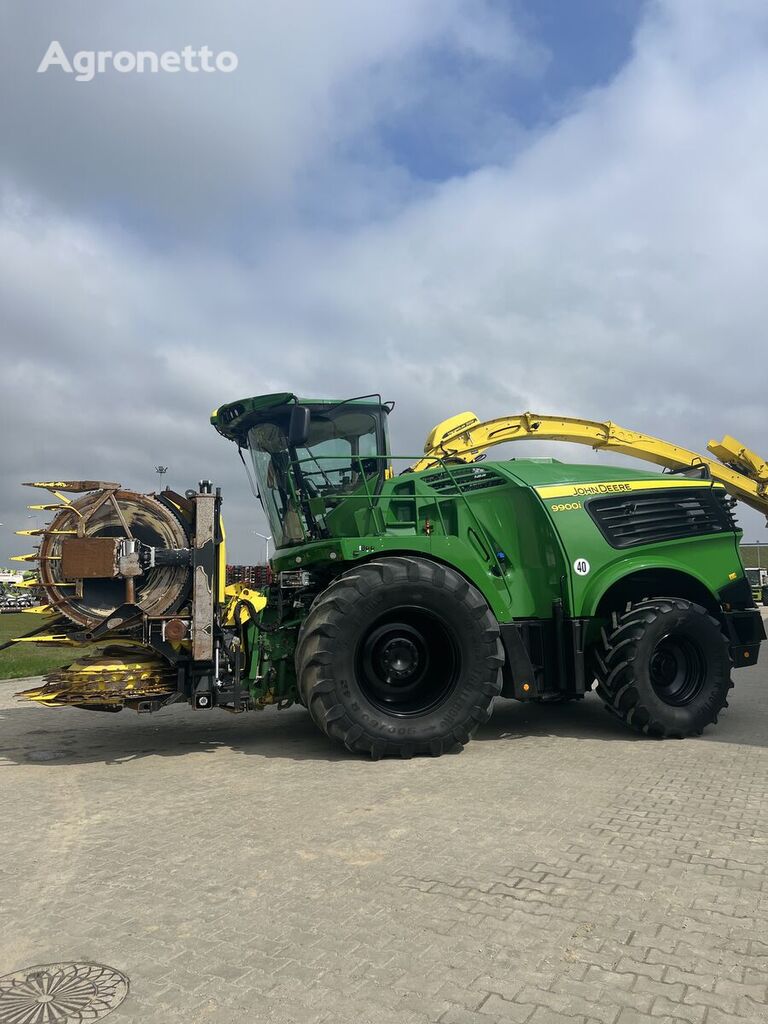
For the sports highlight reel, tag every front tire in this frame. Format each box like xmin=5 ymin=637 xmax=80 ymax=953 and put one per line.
xmin=593 ymin=598 xmax=731 ymax=738
xmin=295 ymin=557 xmax=503 ymax=758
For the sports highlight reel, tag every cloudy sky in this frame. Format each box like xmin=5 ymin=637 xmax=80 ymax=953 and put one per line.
xmin=2 ymin=0 xmax=767 ymax=561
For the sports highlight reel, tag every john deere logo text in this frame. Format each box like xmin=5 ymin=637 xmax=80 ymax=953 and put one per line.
xmin=571 ymin=483 xmax=632 ymax=496
xmin=535 ymin=478 xmax=713 ymax=501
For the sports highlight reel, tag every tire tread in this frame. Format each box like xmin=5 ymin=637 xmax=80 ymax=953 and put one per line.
xmin=296 ymin=556 xmax=503 ymax=758
xmin=594 ymin=597 xmax=731 ymax=738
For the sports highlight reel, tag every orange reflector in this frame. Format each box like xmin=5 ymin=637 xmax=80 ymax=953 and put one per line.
xmin=522 ymin=683 xmax=530 ymax=692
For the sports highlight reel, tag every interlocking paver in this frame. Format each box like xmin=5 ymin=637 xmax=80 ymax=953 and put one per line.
xmin=2 ymin=647 xmax=768 ymax=1024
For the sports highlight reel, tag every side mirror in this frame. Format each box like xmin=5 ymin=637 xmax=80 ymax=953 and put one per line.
xmin=288 ymin=405 xmax=311 ymax=447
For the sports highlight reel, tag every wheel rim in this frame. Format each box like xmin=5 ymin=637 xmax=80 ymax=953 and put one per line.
xmin=649 ymin=633 xmax=707 ymax=706
xmin=357 ymin=607 xmax=460 ymax=716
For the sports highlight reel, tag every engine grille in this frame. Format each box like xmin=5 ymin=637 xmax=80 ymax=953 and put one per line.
xmin=425 ymin=466 xmax=506 ymax=494
xmin=587 ymin=487 xmax=739 ymax=548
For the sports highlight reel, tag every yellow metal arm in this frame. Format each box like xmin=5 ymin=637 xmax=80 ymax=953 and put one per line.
xmin=414 ymin=411 xmax=768 ymax=518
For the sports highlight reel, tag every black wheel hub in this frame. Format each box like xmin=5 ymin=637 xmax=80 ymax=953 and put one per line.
xmin=379 ymin=634 xmax=421 ymax=681
xmin=650 ymin=633 xmax=706 ymax=706
xmin=357 ymin=609 xmax=459 ymax=716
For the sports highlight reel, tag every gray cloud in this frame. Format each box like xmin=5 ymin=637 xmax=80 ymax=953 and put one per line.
xmin=0 ymin=0 xmax=540 ymax=235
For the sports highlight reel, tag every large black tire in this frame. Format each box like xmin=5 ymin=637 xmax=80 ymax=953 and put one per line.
xmin=593 ymin=598 xmax=732 ymax=738
xmin=295 ymin=557 xmax=503 ymax=759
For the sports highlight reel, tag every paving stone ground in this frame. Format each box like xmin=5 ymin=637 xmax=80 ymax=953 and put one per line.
xmin=2 ymin=635 xmax=768 ymax=1024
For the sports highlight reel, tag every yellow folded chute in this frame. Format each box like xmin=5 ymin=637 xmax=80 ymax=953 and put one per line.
xmin=414 ymin=411 xmax=768 ymax=517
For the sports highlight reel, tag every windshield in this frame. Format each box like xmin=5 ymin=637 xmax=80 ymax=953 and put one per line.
xmin=247 ymin=404 xmax=384 ymax=546
xmin=248 ymin=423 xmax=304 ymax=547
xmin=746 ymin=568 xmax=761 ymax=585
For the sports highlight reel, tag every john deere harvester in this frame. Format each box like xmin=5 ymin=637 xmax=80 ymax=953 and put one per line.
xmin=13 ymin=394 xmax=767 ymax=758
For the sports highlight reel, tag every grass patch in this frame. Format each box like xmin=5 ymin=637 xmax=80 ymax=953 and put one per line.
xmin=0 ymin=613 xmax=86 ymax=681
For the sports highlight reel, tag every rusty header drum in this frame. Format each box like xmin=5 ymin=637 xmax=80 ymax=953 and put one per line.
xmin=35 ymin=486 xmax=192 ymax=628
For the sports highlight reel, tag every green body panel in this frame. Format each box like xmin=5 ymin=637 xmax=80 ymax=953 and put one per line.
xmin=537 ymin=505 xmax=741 ymax=618
xmin=269 ymin=458 xmax=745 ymax=622
xmin=502 ymin=461 xmax=744 ymax=617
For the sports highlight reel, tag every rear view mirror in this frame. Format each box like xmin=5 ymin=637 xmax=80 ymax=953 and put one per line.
xmin=288 ymin=405 xmax=311 ymax=447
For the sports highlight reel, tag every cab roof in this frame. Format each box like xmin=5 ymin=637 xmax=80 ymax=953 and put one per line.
xmin=211 ymin=393 xmax=386 ymax=444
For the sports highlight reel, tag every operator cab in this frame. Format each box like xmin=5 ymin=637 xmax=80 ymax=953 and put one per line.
xmin=212 ymin=394 xmax=392 ymax=546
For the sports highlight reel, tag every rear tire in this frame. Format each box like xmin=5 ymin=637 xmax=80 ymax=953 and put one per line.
xmin=593 ymin=598 xmax=731 ymax=738
xmin=295 ymin=557 xmax=503 ymax=758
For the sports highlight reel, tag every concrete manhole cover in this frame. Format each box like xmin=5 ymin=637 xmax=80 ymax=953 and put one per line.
xmin=0 ymin=962 xmax=129 ymax=1023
